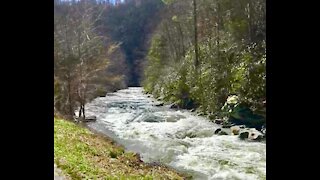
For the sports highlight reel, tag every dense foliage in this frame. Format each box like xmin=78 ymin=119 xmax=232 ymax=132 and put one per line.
xmin=143 ymin=0 xmax=266 ymax=120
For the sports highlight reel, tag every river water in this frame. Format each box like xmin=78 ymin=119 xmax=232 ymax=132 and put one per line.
xmin=83 ymin=87 xmax=266 ymax=180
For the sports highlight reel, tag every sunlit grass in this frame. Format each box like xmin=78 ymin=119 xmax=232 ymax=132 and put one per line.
xmin=54 ymin=118 xmax=184 ymax=179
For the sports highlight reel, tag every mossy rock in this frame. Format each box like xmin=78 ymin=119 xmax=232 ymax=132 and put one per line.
xmin=218 ymin=131 xmax=228 ymax=135
xmin=239 ymin=131 xmax=249 ymax=140
xmin=229 ymin=105 xmax=265 ymax=130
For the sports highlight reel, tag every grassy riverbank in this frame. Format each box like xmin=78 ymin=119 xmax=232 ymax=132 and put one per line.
xmin=54 ymin=118 xmax=184 ymax=179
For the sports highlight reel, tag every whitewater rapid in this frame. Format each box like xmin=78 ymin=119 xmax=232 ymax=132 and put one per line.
xmin=83 ymin=87 xmax=266 ymax=180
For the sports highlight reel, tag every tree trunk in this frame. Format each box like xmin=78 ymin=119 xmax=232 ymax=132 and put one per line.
xmin=193 ymin=0 xmax=199 ymax=72
xmin=78 ymin=104 xmax=82 ymax=118
xmin=217 ymin=2 xmax=221 ymax=63
xmin=82 ymin=104 xmax=85 ymax=119
xmin=67 ymin=76 xmax=73 ymax=116
xmin=247 ymin=1 xmax=253 ymax=43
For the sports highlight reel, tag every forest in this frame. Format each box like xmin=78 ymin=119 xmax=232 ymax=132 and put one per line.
xmin=54 ymin=0 xmax=265 ymax=126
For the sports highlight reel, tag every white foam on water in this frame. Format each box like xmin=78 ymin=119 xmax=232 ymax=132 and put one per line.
xmin=85 ymin=87 xmax=266 ymax=180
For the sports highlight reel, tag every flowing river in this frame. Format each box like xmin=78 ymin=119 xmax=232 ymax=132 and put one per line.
xmin=83 ymin=87 xmax=266 ymax=180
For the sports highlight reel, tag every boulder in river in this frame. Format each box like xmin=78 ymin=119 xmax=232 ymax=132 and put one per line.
xmin=222 ymin=123 xmax=233 ymax=128
xmin=175 ymin=131 xmax=196 ymax=139
xmin=248 ymin=129 xmax=264 ymax=141
xmin=218 ymin=130 xmax=228 ymax=135
xmin=239 ymin=125 xmax=246 ymax=129
xmin=239 ymin=131 xmax=249 ymax=140
xmin=261 ymin=125 xmax=266 ymax=134
xmin=170 ymin=103 xmax=179 ymax=109
xmin=155 ymin=102 xmax=164 ymax=107
xmin=228 ymin=105 xmax=265 ymax=130
xmin=186 ymin=132 xmax=197 ymax=138
xmin=230 ymin=126 xmax=240 ymax=135
xmin=214 ymin=128 xmax=222 ymax=134
xmin=214 ymin=119 xmax=224 ymax=125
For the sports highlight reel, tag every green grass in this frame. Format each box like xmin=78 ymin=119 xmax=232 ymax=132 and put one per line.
xmin=54 ymin=118 xmax=184 ymax=180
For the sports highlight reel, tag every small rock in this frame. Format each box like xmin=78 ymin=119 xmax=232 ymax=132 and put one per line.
xmin=73 ymin=116 xmax=79 ymax=122
xmin=84 ymin=116 xmax=97 ymax=122
xmin=170 ymin=103 xmax=179 ymax=109
xmin=155 ymin=103 xmax=164 ymax=107
xmin=186 ymin=132 xmax=197 ymax=138
xmin=239 ymin=125 xmax=246 ymax=129
xmin=214 ymin=119 xmax=224 ymax=124
xmin=78 ymin=117 xmax=85 ymax=121
xmin=230 ymin=126 xmax=240 ymax=135
xmin=218 ymin=131 xmax=228 ymax=135
xmin=214 ymin=128 xmax=222 ymax=134
xmin=239 ymin=131 xmax=249 ymax=140
xmin=222 ymin=124 xmax=233 ymax=128
xmin=261 ymin=125 xmax=266 ymax=134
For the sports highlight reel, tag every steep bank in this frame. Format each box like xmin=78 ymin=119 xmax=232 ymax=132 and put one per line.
xmin=54 ymin=118 xmax=184 ymax=179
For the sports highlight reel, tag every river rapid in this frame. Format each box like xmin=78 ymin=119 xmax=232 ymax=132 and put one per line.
xmin=82 ymin=87 xmax=266 ymax=180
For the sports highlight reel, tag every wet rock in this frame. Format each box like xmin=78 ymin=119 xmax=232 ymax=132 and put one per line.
xmin=253 ymin=134 xmax=264 ymax=141
xmin=228 ymin=105 xmax=265 ymax=130
xmin=155 ymin=102 xmax=164 ymax=107
xmin=261 ymin=125 xmax=266 ymax=134
xmin=248 ymin=129 xmax=264 ymax=141
xmin=86 ymin=116 xmax=97 ymax=120
xmin=73 ymin=115 xmax=79 ymax=122
xmin=143 ymin=117 xmax=163 ymax=123
xmin=230 ymin=126 xmax=240 ymax=135
xmin=239 ymin=125 xmax=246 ymax=129
xmin=186 ymin=132 xmax=197 ymax=138
xmin=74 ymin=116 xmax=97 ymax=122
xmin=239 ymin=131 xmax=249 ymax=140
xmin=222 ymin=123 xmax=233 ymax=128
xmin=214 ymin=128 xmax=222 ymax=134
xmin=218 ymin=130 xmax=228 ymax=135
xmin=175 ymin=132 xmax=196 ymax=139
xmin=74 ymin=116 xmax=84 ymax=122
xmin=170 ymin=103 xmax=179 ymax=109
xmin=214 ymin=119 xmax=224 ymax=124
